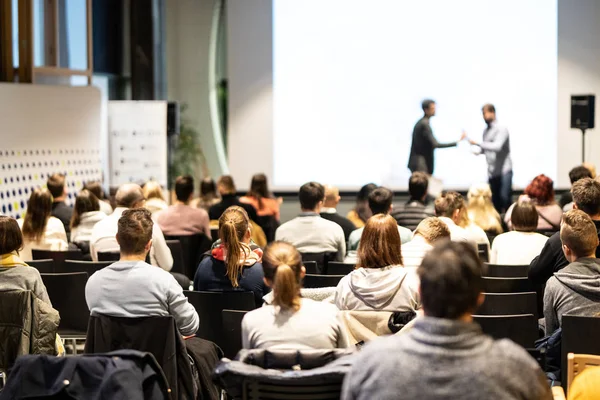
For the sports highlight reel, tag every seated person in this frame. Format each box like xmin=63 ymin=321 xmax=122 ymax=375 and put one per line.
xmin=86 ymin=208 xmax=199 ymax=336
xmin=191 ymin=177 xmax=221 ymax=211
xmin=348 ymin=187 xmax=412 ymax=251
xmin=434 ymin=191 xmax=475 ymax=246
xmin=335 ymin=214 xmax=420 ymax=312
xmin=18 ymin=188 xmax=68 ymax=260
xmin=467 ymin=183 xmax=503 ymax=236
xmin=401 ymin=217 xmax=450 ymax=268
xmin=142 ymin=180 xmax=168 ymax=216
xmin=157 ymin=175 xmax=211 ymax=238
xmin=84 ymin=181 xmax=113 ymax=215
xmin=505 ymin=174 xmax=563 ymax=231
xmin=70 ymin=189 xmax=106 ymax=245
xmin=544 ymin=210 xmax=600 ymax=335
xmin=194 ymin=206 xmax=267 ymax=305
xmin=240 ymin=173 xmax=281 ymax=222
xmin=208 ymin=175 xmax=258 ymax=222
xmin=341 ymin=241 xmax=552 ymax=400
xmin=346 ymin=183 xmax=377 ymax=229
xmin=391 ymin=172 xmax=435 ymax=231
xmin=47 ymin=173 xmax=73 ymax=237
xmin=90 ymin=183 xmax=173 ymax=271
xmin=320 ymin=185 xmax=356 ymax=241
xmin=242 ymin=241 xmax=348 ymax=350
xmin=275 ymin=182 xmax=346 ymax=261
xmin=490 ymin=202 xmax=548 ymax=265
xmin=559 ymin=165 xmax=593 ymax=210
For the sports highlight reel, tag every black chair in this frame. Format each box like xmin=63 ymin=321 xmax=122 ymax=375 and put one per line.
xmin=482 ymin=277 xmax=533 ymax=293
xmin=476 ymin=292 xmax=538 ymax=319
xmin=477 ymin=243 xmax=489 ymax=263
xmin=164 ymin=233 xmax=212 ymax=280
xmin=473 ymin=314 xmax=538 ymax=348
xmin=255 ymin=215 xmax=280 ymax=243
xmin=26 ymin=259 xmax=55 ymax=273
xmin=303 ymin=274 xmax=345 ymax=289
xmin=483 ymin=263 xmax=529 ymax=278
xmin=97 ymin=251 xmax=120 ymax=262
xmin=301 ymin=252 xmax=336 ymax=274
xmin=537 ymin=229 xmax=558 ymax=238
xmin=222 ymin=309 xmax=249 ymax=359
xmin=326 ymin=262 xmax=354 ymax=275
xmin=561 ymin=315 xmax=600 ymax=390
xmin=165 ymin=240 xmax=186 ymax=276
xmin=303 ymin=261 xmax=319 ymax=275
xmin=31 ymin=249 xmax=83 ymax=271
xmin=62 ymin=260 xmax=113 ymax=276
xmin=210 ymin=228 xmax=219 ymax=244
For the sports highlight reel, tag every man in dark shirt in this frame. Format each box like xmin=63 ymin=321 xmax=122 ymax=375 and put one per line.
xmin=558 ymin=165 xmax=593 ymax=209
xmin=320 ymin=185 xmax=356 ymax=241
xmin=529 ymin=178 xmax=600 ymax=285
xmin=407 ymin=99 xmax=465 ymax=175
xmin=392 ymin=172 xmax=435 ymax=231
xmin=47 ymin=173 xmax=73 ymax=237
xmin=208 ymin=175 xmax=257 ymax=222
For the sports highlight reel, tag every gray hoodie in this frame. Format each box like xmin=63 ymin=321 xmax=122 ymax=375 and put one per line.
xmin=334 ymin=265 xmax=421 ymax=312
xmin=544 ymin=257 xmax=600 ymax=334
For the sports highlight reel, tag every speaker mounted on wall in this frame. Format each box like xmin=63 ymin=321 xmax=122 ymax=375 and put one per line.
xmin=167 ymin=101 xmax=180 ymax=136
xmin=571 ymin=94 xmax=595 ymax=130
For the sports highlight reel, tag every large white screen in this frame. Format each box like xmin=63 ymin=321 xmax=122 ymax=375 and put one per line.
xmin=272 ymin=0 xmax=557 ymax=190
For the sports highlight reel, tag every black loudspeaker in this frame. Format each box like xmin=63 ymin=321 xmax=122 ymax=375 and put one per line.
xmin=167 ymin=101 xmax=180 ymax=136
xmin=571 ymin=95 xmax=595 ymax=130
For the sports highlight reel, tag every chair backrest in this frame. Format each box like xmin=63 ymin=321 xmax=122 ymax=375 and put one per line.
xmin=97 ymin=251 xmax=120 ymax=262
xmin=303 ymin=261 xmax=318 ymax=275
xmin=164 ymin=233 xmax=212 ymax=280
xmin=61 ymin=260 xmax=113 ymax=276
xmin=31 ymin=250 xmax=82 ymax=271
xmin=303 ymin=274 xmax=345 ymax=289
xmin=326 ymin=262 xmax=355 ymax=276
xmin=561 ymin=315 xmax=600 ymax=389
xmin=476 ymin=292 xmax=538 ymax=319
xmin=165 ymin=240 xmax=185 ymax=276
xmin=472 ymin=314 xmax=537 ymax=348
xmin=222 ymin=309 xmax=248 ymax=359
xmin=0 ymin=290 xmax=30 ymax=370
xmin=477 ymin=243 xmax=489 ymax=263
xmin=300 ymin=252 xmax=336 ymax=274
xmin=244 ymin=380 xmax=342 ymax=400
xmin=26 ymin=259 xmax=55 ymax=274
xmin=255 ymin=215 xmax=280 ymax=243
xmin=40 ymin=272 xmax=89 ymax=333
xmin=481 ymin=277 xmax=533 ymax=293
xmin=567 ymin=353 xmax=600 ymax=392
xmin=483 ymin=263 xmax=529 ymax=278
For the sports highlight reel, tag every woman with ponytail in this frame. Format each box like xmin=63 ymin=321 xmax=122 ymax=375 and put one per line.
xmin=194 ymin=206 xmax=267 ymax=305
xmin=241 ymin=241 xmax=349 ymax=349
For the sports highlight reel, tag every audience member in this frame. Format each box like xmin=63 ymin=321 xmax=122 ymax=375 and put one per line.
xmin=89 ymin=183 xmax=173 ymax=271
xmin=457 ymin=200 xmax=491 ymax=250
xmin=156 ymin=175 xmax=211 ymax=238
xmin=208 ymin=175 xmax=258 ymax=222
xmin=242 ymin=241 xmax=348 ymax=350
xmin=240 ymin=173 xmax=281 ymax=222
xmin=490 ymin=202 xmax=548 ymax=265
xmin=505 ymin=174 xmax=563 ymax=231
xmin=401 ymin=217 xmax=450 ymax=268
xmin=348 ymin=187 xmax=412 ymax=251
xmin=275 ymin=182 xmax=346 ymax=261
xmin=529 ymin=178 xmax=600 ymax=285
xmin=544 ymin=210 xmax=600 ymax=335
xmin=391 ymin=172 xmax=435 ymax=231
xmin=84 ymin=181 xmax=113 ymax=215
xmin=70 ymin=189 xmax=106 ymax=245
xmin=346 ymin=183 xmax=377 ymax=229
xmin=18 ymin=188 xmax=68 ymax=260
xmin=559 ymin=165 xmax=593 ymax=210
xmin=320 ymin=185 xmax=356 ymax=241
xmin=142 ymin=180 xmax=168 ymax=215
xmin=86 ymin=208 xmax=198 ymax=336
xmin=335 ymin=215 xmax=420 ymax=312
xmin=467 ymin=183 xmax=503 ymax=235
xmin=341 ymin=241 xmax=552 ymax=400
xmin=191 ymin=177 xmax=221 ymax=211
xmin=194 ymin=206 xmax=267 ymax=305
xmin=434 ymin=192 xmax=474 ymax=244
xmin=47 ymin=173 xmax=73 ymax=236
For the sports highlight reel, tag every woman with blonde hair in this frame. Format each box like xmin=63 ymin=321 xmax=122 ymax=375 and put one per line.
xmin=334 ymin=214 xmax=420 ymax=312
xmin=241 ymin=241 xmax=348 ymax=349
xmin=467 ymin=183 xmax=503 ymax=235
xmin=142 ymin=180 xmax=167 ymax=215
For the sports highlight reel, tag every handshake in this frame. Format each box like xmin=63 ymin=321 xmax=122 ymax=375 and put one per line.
xmin=459 ymin=131 xmax=478 ymax=146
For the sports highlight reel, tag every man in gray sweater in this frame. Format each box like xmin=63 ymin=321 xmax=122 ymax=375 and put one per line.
xmin=544 ymin=209 xmax=600 ymax=335
xmin=341 ymin=241 xmax=551 ymax=400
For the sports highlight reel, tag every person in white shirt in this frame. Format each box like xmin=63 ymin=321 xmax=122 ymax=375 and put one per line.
xmin=275 ymin=182 xmax=346 ymax=261
xmin=434 ymin=192 xmax=477 ymax=248
xmin=18 ymin=188 xmax=68 ymax=260
xmin=490 ymin=202 xmax=548 ymax=265
xmin=89 ymin=183 xmax=173 ymax=271
xmin=242 ymin=241 xmax=349 ymax=350
xmin=402 ymin=217 xmax=451 ymax=269
xmin=70 ymin=189 xmax=106 ymax=244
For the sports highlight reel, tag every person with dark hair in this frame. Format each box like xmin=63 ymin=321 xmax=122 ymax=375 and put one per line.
xmin=346 ymin=183 xmax=377 ymax=228
xmin=320 ymin=185 xmax=357 ymax=241
xmin=505 ymin=174 xmax=563 ymax=231
xmin=156 ymin=175 xmax=211 ymax=238
xmin=191 ymin=177 xmax=221 ymax=211
xmin=407 ymin=99 xmax=465 ymax=174
xmin=241 ymin=241 xmax=348 ymax=349
xmin=341 ymin=241 xmax=552 ymax=400
xmin=194 ymin=206 xmax=266 ymax=305
xmin=467 ymin=104 xmax=513 ymax=213
xmin=348 ymin=187 xmax=412 ymax=251
xmin=84 ymin=181 xmax=113 ymax=215
xmin=560 ymin=165 xmax=594 ymax=210
xmin=544 ymin=210 xmax=600 ymax=334
xmin=529 ymin=178 xmax=600 ymax=285
xmin=89 ymin=183 xmax=173 ymax=271
xmin=18 ymin=188 xmax=68 ymax=260
xmin=490 ymin=202 xmax=548 ymax=264
xmin=335 ymin=215 xmax=420 ymax=312
xmin=70 ymin=189 xmax=105 ymax=245
xmin=275 ymin=182 xmax=346 ymax=261
xmin=47 ymin=173 xmax=73 ymax=236
xmin=208 ymin=175 xmax=258 ymax=222
xmin=392 ymin=172 xmax=435 ymax=231
xmin=86 ymin=208 xmax=199 ymax=336
xmin=240 ymin=173 xmax=281 ymax=222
